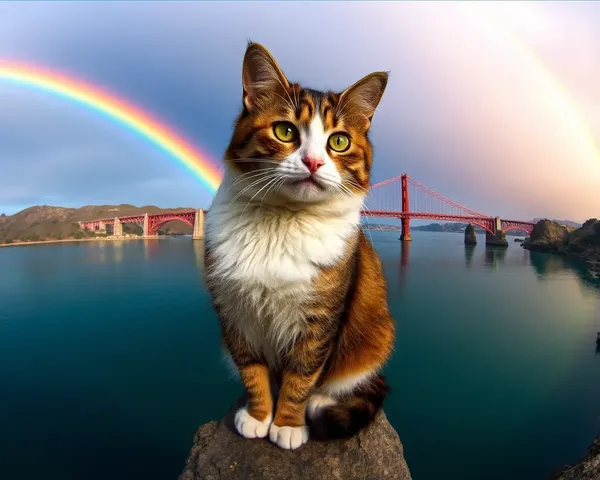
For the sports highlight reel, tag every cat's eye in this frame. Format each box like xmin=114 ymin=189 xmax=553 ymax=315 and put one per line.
xmin=328 ymin=133 xmax=351 ymax=152
xmin=273 ymin=122 xmax=298 ymax=142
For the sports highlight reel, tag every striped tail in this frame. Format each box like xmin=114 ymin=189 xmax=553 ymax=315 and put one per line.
xmin=308 ymin=375 xmax=390 ymax=440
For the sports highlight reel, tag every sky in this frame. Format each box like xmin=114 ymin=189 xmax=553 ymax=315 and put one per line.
xmin=1 ymin=1 xmax=599 ymax=222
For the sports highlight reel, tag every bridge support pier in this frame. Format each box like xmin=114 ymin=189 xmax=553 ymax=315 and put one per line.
xmin=485 ymin=217 xmax=508 ymax=247
xmin=193 ymin=209 xmax=204 ymax=240
xmin=400 ymin=219 xmax=411 ymax=241
xmin=143 ymin=213 xmax=149 ymax=237
xmin=113 ymin=217 xmax=123 ymax=237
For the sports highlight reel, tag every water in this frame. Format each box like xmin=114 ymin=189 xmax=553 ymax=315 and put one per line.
xmin=1 ymin=232 xmax=599 ymax=480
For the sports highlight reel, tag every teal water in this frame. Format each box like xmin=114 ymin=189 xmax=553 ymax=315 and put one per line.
xmin=1 ymin=232 xmax=599 ymax=480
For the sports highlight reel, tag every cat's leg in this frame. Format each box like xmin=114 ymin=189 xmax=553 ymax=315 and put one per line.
xmin=234 ymin=363 xmax=273 ymax=439
xmin=222 ymin=326 xmax=273 ymax=439
xmin=269 ymin=327 xmax=331 ymax=450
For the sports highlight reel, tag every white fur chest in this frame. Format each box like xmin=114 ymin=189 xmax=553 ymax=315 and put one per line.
xmin=205 ymin=183 xmax=361 ymax=362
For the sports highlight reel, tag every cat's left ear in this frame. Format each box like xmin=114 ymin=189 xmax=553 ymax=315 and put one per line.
xmin=242 ymin=42 xmax=290 ymax=111
xmin=339 ymin=72 xmax=388 ymax=124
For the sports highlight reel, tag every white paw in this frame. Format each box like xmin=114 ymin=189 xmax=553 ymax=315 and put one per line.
xmin=234 ymin=406 xmax=272 ymax=439
xmin=269 ymin=424 xmax=309 ymax=450
xmin=306 ymin=394 xmax=337 ymax=419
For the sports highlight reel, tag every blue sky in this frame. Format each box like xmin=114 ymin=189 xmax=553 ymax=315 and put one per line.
xmin=1 ymin=2 xmax=599 ymax=221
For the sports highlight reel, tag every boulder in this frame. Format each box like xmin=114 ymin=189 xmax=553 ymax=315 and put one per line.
xmin=524 ymin=219 xmax=600 ymax=274
xmin=563 ymin=219 xmax=600 ymax=260
xmin=464 ymin=224 xmax=477 ymax=245
xmin=180 ymin=399 xmax=412 ymax=480
xmin=549 ymin=436 xmax=600 ymax=480
xmin=524 ymin=219 xmax=570 ymax=253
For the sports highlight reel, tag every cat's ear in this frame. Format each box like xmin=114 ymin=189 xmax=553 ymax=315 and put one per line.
xmin=339 ymin=72 xmax=388 ymax=124
xmin=242 ymin=42 xmax=290 ymax=111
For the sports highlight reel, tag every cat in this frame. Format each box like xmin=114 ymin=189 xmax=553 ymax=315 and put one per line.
xmin=204 ymin=42 xmax=395 ymax=451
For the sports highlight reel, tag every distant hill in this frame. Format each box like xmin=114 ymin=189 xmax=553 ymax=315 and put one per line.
xmin=411 ymin=222 xmax=467 ymax=233
xmin=411 ymin=222 xmax=527 ymax=236
xmin=0 ymin=204 xmax=195 ymax=244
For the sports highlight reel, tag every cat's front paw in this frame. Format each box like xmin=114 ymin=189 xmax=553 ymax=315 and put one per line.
xmin=234 ymin=406 xmax=272 ymax=439
xmin=269 ymin=424 xmax=309 ymax=450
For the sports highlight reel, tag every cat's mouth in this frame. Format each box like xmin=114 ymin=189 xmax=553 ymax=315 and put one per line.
xmin=290 ymin=176 xmax=326 ymax=190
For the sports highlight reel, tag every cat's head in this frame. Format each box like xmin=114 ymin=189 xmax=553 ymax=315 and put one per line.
xmin=224 ymin=42 xmax=388 ymax=206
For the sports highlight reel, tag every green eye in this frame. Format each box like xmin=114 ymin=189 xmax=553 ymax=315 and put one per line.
xmin=273 ymin=122 xmax=298 ymax=142
xmin=328 ymin=133 xmax=350 ymax=152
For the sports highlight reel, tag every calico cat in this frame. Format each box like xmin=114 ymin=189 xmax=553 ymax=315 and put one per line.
xmin=204 ymin=42 xmax=395 ymax=450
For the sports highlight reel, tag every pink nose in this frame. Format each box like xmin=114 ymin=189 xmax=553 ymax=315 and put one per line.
xmin=302 ymin=155 xmax=324 ymax=173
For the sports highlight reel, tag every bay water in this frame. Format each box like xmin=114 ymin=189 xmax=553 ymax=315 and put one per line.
xmin=1 ymin=231 xmax=599 ymax=480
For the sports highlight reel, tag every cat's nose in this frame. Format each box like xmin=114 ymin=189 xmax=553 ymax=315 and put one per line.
xmin=302 ymin=155 xmax=324 ymax=173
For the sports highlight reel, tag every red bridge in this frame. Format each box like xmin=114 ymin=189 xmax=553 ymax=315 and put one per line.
xmin=80 ymin=209 xmax=205 ymax=238
xmin=80 ymin=173 xmax=535 ymax=245
xmin=362 ymin=174 xmax=535 ymax=244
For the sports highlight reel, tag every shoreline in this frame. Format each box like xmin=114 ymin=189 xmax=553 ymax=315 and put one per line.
xmin=0 ymin=235 xmax=162 ymax=248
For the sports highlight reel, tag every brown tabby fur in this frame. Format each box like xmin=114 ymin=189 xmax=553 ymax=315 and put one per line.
xmin=204 ymin=41 xmax=395 ymax=445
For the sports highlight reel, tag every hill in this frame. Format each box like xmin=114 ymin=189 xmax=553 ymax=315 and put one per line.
xmin=0 ymin=204 xmax=195 ymax=244
xmin=411 ymin=222 xmax=524 ymax=236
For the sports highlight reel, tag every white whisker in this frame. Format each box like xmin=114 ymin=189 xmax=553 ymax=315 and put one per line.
xmin=229 ymin=173 xmax=280 ymax=206
xmin=239 ymin=174 xmax=284 ymax=219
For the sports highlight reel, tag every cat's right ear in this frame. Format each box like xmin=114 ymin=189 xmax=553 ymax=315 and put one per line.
xmin=242 ymin=42 xmax=290 ymax=111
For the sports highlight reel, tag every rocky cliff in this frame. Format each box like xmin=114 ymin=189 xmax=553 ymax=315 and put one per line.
xmin=549 ymin=436 xmax=600 ymax=480
xmin=180 ymin=400 xmax=411 ymax=480
xmin=523 ymin=219 xmax=571 ymax=253
xmin=523 ymin=219 xmax=600 ymax=274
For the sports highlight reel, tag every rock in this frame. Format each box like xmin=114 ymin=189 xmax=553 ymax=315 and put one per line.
xmin=587 ymin=259 xmax=600 ymax=271
xmin=464 ymin=224 xmax=477 ymax=245
xmin=563 ymin=219 xmax=600 ymax=261
xmin=180 ymin=399 xmax=412 ymax=480
xmin=514 ymin=238 xmax=524 ymax=242
xmin=525 ymin=219 xmax=600 ymax=274
xmin=548 ymin=436 xmax=600 ymax=480
xmin=524 ymin=219 xmax=570 ymax=253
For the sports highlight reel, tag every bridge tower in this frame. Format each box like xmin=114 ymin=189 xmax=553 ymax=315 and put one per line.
xmin=143 ymin=213 xmax=149 ymax=237
xmin=400 ymin=174 xmax=411 ymax=241
xmin=193 ymin=209 xmax=204 ymax=240
xmin=113 ymin=217 xmax=123 ymax=236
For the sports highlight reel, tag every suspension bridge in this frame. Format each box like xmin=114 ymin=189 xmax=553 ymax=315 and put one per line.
xmin=80 ymin=173 xmax=535 ymax=244
xmin=362 ymin=174 xmax=535 ymax=244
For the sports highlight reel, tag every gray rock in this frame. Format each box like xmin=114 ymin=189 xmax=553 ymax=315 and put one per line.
xmin=464 ymin=224 xmax=477 ymax=245
xmin=180 ymin=400 xmax=412 ymax=480
xmin=548 ymin=436 xmax=600 ymax=480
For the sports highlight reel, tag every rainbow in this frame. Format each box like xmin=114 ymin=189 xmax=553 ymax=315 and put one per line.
xmin=464 ymin=3 xmax=600 ymax=167
xmin=0 ymin=61 xmax=222 ymax=193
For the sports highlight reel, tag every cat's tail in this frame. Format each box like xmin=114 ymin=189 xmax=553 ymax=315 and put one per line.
xmin=307 ymin=375 xmax=390 ymax=441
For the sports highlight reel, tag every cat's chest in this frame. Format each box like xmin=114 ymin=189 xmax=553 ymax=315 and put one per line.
xmin=205 ymin=201 xmax=358 ymax=289
xmin=205 ymin=196 xmax=359 ymax=361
